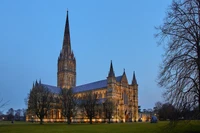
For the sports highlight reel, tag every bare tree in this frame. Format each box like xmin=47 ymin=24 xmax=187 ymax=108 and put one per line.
xmin=80 ymin=91 xmax=98 ymax=124
xmin=103 ymin=99 xmax=115 ymax=123
xmin=0 ymin=97 xmax=8 ymax=111
xmin=155 ymin=0 xmax=200 ymax=112
xmin=27 ymin=80 xmax=54 ymax=124
xmin=0 ymin=99 xmax=5 ymax=109
xmin=59 ymin=88 xmax=77 ymax=124
xmin=95 ymin=103 xmax=103 ymax=121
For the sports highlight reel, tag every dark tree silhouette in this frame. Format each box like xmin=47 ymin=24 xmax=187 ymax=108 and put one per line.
xmin=14 ymin=109 xmax=22 ymax=121
xmin=27 ymin=80 xmax=54 ymax=124
xmin=158 ymin=103 xmax=177 ymax=121
xmin=156 ymin=0 xmax=200 ymax=112
xmin=80 ymin=91 xmax=98 ymax=124
xmin=22 ymin=108 xmax=26 ymax=121
xmin=60 ymin=88 xmax=77 ymax=124
xmin=103 ymin=99 xmax=115 ymax=123
xmin=7 ymin=108 xmax=14 ymax=121
xmin=153 ymin=101 xmax=163 ymax=116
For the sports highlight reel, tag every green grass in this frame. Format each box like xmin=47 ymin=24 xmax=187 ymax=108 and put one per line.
xmin=0 ymin=121 xmax=200 ymax=133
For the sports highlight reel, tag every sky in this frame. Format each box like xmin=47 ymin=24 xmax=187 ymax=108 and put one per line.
xmin=0 ymin=0 xmax=172 ymax=113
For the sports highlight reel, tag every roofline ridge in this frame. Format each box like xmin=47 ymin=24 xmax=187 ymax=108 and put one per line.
xmin=42 ymin=84 xmax=62 ymax=89
xmin=76 ymin=78 xmax=107 ymax=87
xmin=75 ymin=75 xmax=123 ymax=88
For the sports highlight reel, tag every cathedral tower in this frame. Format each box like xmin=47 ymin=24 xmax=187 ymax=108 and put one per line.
xmin=57 ymin=11 xmax=76 ymax=89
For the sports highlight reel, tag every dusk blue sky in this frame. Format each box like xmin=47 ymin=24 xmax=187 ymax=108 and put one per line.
xmin=0 ymin=0 xmax=172 ymax=112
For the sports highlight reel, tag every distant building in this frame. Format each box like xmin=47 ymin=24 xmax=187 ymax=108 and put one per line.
xmin=26 ymin=11 xmax=138 ymax=122
xmin=138 ymin=112 xmax=152 ymax=122
xmin=0 ymin=115 xmax=8 ymax=121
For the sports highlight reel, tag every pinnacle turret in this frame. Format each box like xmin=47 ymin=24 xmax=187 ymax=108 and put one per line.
xmin=132 ymin=71 xmax=137 ymax=85
xmin=123 ymin=68 xmax=126 ymax=75
xmin=108 ymin=60 xmax=115 ymax=77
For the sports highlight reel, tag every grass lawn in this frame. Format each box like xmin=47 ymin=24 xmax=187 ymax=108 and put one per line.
xmin=0 ymin=121 xmax=200 ymax=133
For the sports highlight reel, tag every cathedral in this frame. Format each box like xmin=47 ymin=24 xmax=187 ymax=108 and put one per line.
xmin=27 ymin=12 xmax=138 ymax=122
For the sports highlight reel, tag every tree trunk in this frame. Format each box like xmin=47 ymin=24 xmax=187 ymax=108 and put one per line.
xmin=40 ymin=118 xmax=43 ymax=124
xmin=67 ymin=117 xmax=71 ymax=124
xmin=89 ymin=116 xmax=92 ymax=124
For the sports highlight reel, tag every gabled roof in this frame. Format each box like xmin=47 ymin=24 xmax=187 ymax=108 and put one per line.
xmin=42 ymin=84 xmax=62 ymax=94
xmin=42 ymin=75 xmax=122 ymax=94
xmin=73 ymin=76 xmax=122 ymax=93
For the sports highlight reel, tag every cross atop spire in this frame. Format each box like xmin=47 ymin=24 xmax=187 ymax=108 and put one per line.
xmin=108 ymin=60 xmax=115 ymax=77
xmin=62 ymin=10 xmax=71 ymax=55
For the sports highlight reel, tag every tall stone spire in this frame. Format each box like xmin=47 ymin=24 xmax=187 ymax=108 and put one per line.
xmin=132 ymin=71 xmax=137 ymax=85
xmin=62 ymin=10 xmax=71 ymax=55
xmin=57 ymin=11 xmax=76 ymax=89
xmin=108 ymin=60 xmax=115 ymax=77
